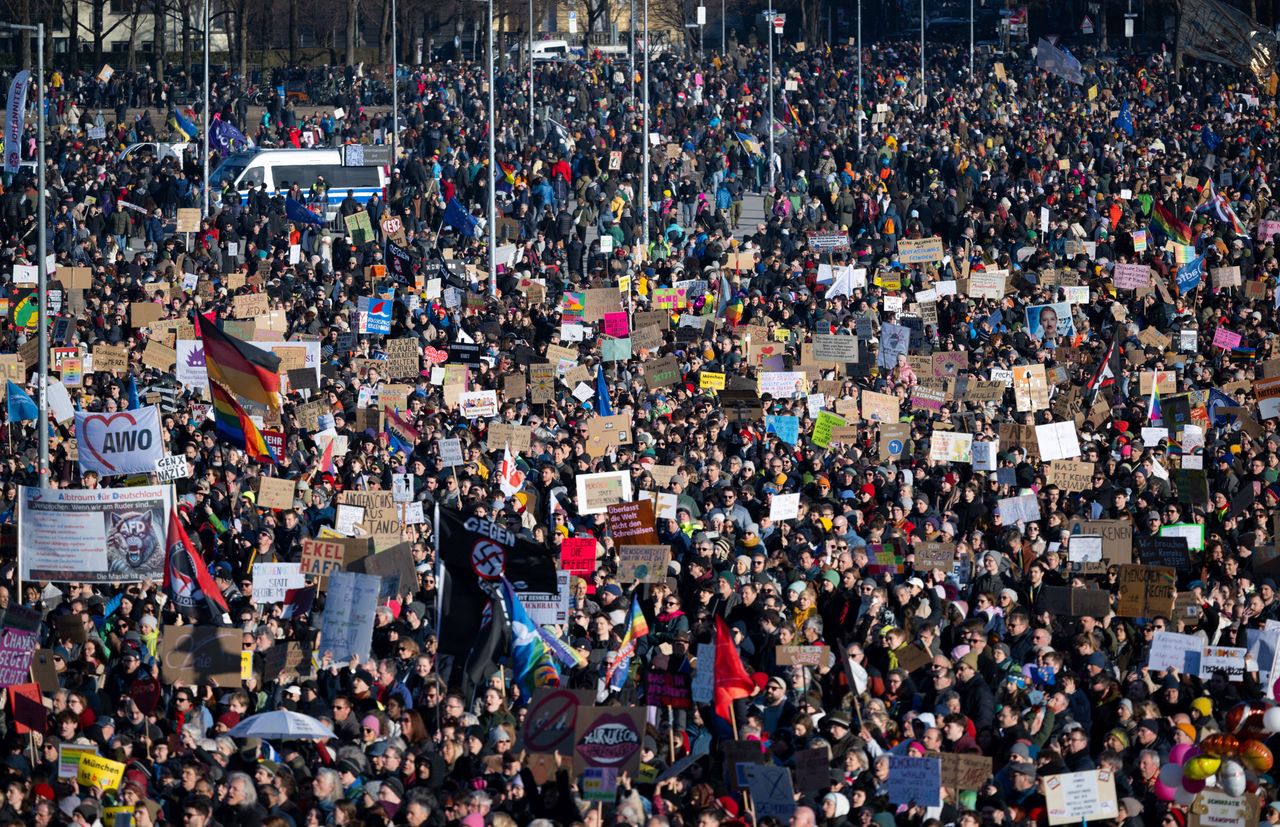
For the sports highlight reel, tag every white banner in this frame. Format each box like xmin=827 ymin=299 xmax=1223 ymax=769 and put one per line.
xmin=74 ymin=406 xmax=165 ymax=476
xmin=175 ymin=340 xmax=208 ymax=390
xmin=4 ymin=71 xmax=30 ymax=174
xmin=19 ymin=485 xmax=174 ymax=583
xmin=251 ymin=563 xmax=306 ymax=604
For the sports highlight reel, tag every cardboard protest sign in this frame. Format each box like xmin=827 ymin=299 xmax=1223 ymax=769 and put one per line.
xmin=584 ymin=413 xmax=634 ymax=456
xmin=915 ymin=542 xmax=956 ymax=572
xmin=617 ymin=545 xmax=670 ymax=583
xmin=1116 ymin=565 xmax=1177 ymax=619
xmin=159 ymin=626 xmax=242 ymax=685
xmin=523 ymin=688 xmax=593 ymax=755
xmin=926 ymin=751 xmax=994 ymax=791
xmin=256 ymin=476 xmax=297 ymax=510
xmin=1189 ymin=788 xmax=1262 ymax=827
xmin=573 ymin=706 xmax=646 ymax=775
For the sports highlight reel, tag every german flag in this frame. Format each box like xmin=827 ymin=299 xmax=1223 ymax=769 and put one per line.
xmin=196 ymin=314 xmax=281 ymax=410
xmin=210 ymin=381 xmax=277 ymax=465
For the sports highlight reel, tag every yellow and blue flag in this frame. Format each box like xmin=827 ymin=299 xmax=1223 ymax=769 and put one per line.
xmin=169 ymin=108 xmax=198 ymax=141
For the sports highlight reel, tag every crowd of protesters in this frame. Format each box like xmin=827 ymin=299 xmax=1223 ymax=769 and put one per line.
xmin=0 ymin=20 xmax=1279 ymax=827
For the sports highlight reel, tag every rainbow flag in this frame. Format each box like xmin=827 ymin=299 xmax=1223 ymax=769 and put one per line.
xmin=197 ymin=314 xmax=281 ymax=410
xmin=383 ymin=406 xmax=419 ymax=455
xmin=1152 ymin=202 xmax=1192 ymax=246
xmin=499 ymin=161 xmax=517 ymax=185
xmin=1148 ymin=385 xmax=1162 ymax=422
xmin=605 ymin=595 xmax=649 ymax=690
xmin=538 ymin=626 xmax=587 ymax=669
xmin=210 ymin=382 xmax=277 ymax=465
xmin=502 ymin=579 xmax=560 ymax=698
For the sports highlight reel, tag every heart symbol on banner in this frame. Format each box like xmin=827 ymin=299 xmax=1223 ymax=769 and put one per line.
xmin=424 ymin=347 xmax=449 ymax=365
xmin=81 ymin=411 xmax=139 ymax=473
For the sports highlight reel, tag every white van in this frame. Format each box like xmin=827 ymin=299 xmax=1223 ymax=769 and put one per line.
xmin=508 ymin=39 xmax=575 ymax=61
xmin=208 ymin=148 xmax=388 ymax=219
xmin=119 ymin=142 xmax=192 ymax=164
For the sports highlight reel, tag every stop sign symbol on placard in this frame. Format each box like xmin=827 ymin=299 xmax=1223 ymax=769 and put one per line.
xmin=524 ymin=689 xmax=580 ymax=754
xmin=471 ymin=540 xmax=506 ymax=580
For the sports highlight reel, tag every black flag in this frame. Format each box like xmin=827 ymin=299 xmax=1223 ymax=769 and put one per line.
xmin=436 ymin=506 xmax=558 ymax=656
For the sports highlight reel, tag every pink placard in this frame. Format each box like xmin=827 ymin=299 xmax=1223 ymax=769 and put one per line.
xmin=603 ymin=311 xmax=630 ymax=338
xmin=1212 ymin=327 xmax=1242 ymax=350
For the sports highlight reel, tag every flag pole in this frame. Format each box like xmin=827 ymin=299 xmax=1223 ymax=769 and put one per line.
xmin=667 ymin=705 xmax=676 ymax=763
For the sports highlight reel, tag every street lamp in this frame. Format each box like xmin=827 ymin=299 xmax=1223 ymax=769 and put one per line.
xmin=202 ymin=0 xmax=209 ymax=216
xmin=487 ymin=0 xmax=497 ymax=295
xmin=392 ymin=0 xmax=398 ymax=163
xmin=767 ymin=3 xmax=775 ymax=189
xmin=641 ymin=0 xmax=649 ymax=249
xmin=1 ymin=21 xmax=47 ymax=488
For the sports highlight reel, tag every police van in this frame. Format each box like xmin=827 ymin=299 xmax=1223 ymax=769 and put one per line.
xmin=208 ymin=148 xmax=388 ymax=220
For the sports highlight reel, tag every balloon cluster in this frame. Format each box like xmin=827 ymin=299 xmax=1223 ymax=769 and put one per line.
xmin=1155 ymin=702 xmax=1279 ymax=802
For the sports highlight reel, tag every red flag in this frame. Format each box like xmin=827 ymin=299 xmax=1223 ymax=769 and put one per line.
xmin=714 ymin=616 xmax=756 ymax=724
xmin=164 ymin=508 xmax=230 ymax=622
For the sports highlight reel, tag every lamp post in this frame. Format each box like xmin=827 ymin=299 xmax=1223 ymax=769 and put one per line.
xmin=767 ymin=3 xmax=775 ymax=189
xmin=641 ymin=0 xmax=649 ymax=249
xmin=202 ymin=0 xmax=210 ymax=216
xmin=487 ymin=0 xmax=497 ymax=295
xmin=2 ymin=21 xmax=47 ymax=487
xmin=856 ymin=0 xmax=862 ymax=151
xmin=391 ymin=0 xmax=398 ymax=163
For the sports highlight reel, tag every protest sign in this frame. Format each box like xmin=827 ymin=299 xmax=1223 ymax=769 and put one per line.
xmin=886 ymin=755 xmax=942 ymax=806
xmin=251 ymin=563 xmax=306 ymax=604
xmin=1199 ymin=646 xmax=1247 ymax=681
xmin=1116 ymin=565 xmax=1177 ymax=618
xmin=58 ymin=744 xmax=98 ymax=778
xmin=617 ymin=545 xmax=670 ymax=583
xmin=645 ymin=671 xmax=692 ymax=709
xmin=77 ymin=753 xmax=126 ymax=791
xmin=897 ymin=236 xmax=945 ymax=263
xmin=745 ymin=765 xmax=797 ymax=819
xmin=1149 ymin=631 xmax=1204 ymax=674
xmin=607 ymin=500 xmax=658 ymax=545
xmin=73 ymin=407 xmax=164 ymax=476
xmin=560 ymin=537 xmax=599 ymax=578
xmin=575 ymin=471 xmax=633 ymax=515
xmin=573 ymin=706 xmax=645 ymax=776
xmin=523 ymin=687 xmax=593 ymax=755
xmin=1043 ymin=770 xmax=1119 ymax=825
xmin=319 ymin=571 xmax=381 ymax=662
xmin=159 ymin=626 xmax=241 ymax=685
xmin=19 ymin=485 xmax=172 ymax=584
xmin=926 ymin=752 xmax=994 ymax=791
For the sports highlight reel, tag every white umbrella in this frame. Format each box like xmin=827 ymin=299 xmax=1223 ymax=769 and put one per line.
xmin=227 ymin=710 xmax=334 ymax=741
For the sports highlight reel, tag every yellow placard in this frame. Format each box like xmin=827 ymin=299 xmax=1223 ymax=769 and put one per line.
xmin=700 ymin=371 xmax=725 ymax=391
xmin=77 ymin=753 xmax=126 ymax=791
xmin=241 ymin=650 xmax=254 ymax=680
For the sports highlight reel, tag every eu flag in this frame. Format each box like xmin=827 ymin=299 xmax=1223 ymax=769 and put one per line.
xmin=443 ymin=198 xmax=478 ymax=238
xmin=285 ymin=197 xmax=325 ymax=226
xmin=1115 ymin=100 xmax=1134 ymax=137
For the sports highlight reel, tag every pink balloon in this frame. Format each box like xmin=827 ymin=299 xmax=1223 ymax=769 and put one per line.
xmin=1154 ymin=780 xmax=1177 ymax=802
xmin=1181 ymin=776 xmax=1206 ymax=793
xmin=1169 ymin=744 xmax=1196 ymax=765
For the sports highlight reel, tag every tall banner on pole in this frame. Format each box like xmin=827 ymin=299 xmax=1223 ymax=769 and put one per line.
xmin=4 ymin=70 xmax=30 ymax=174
